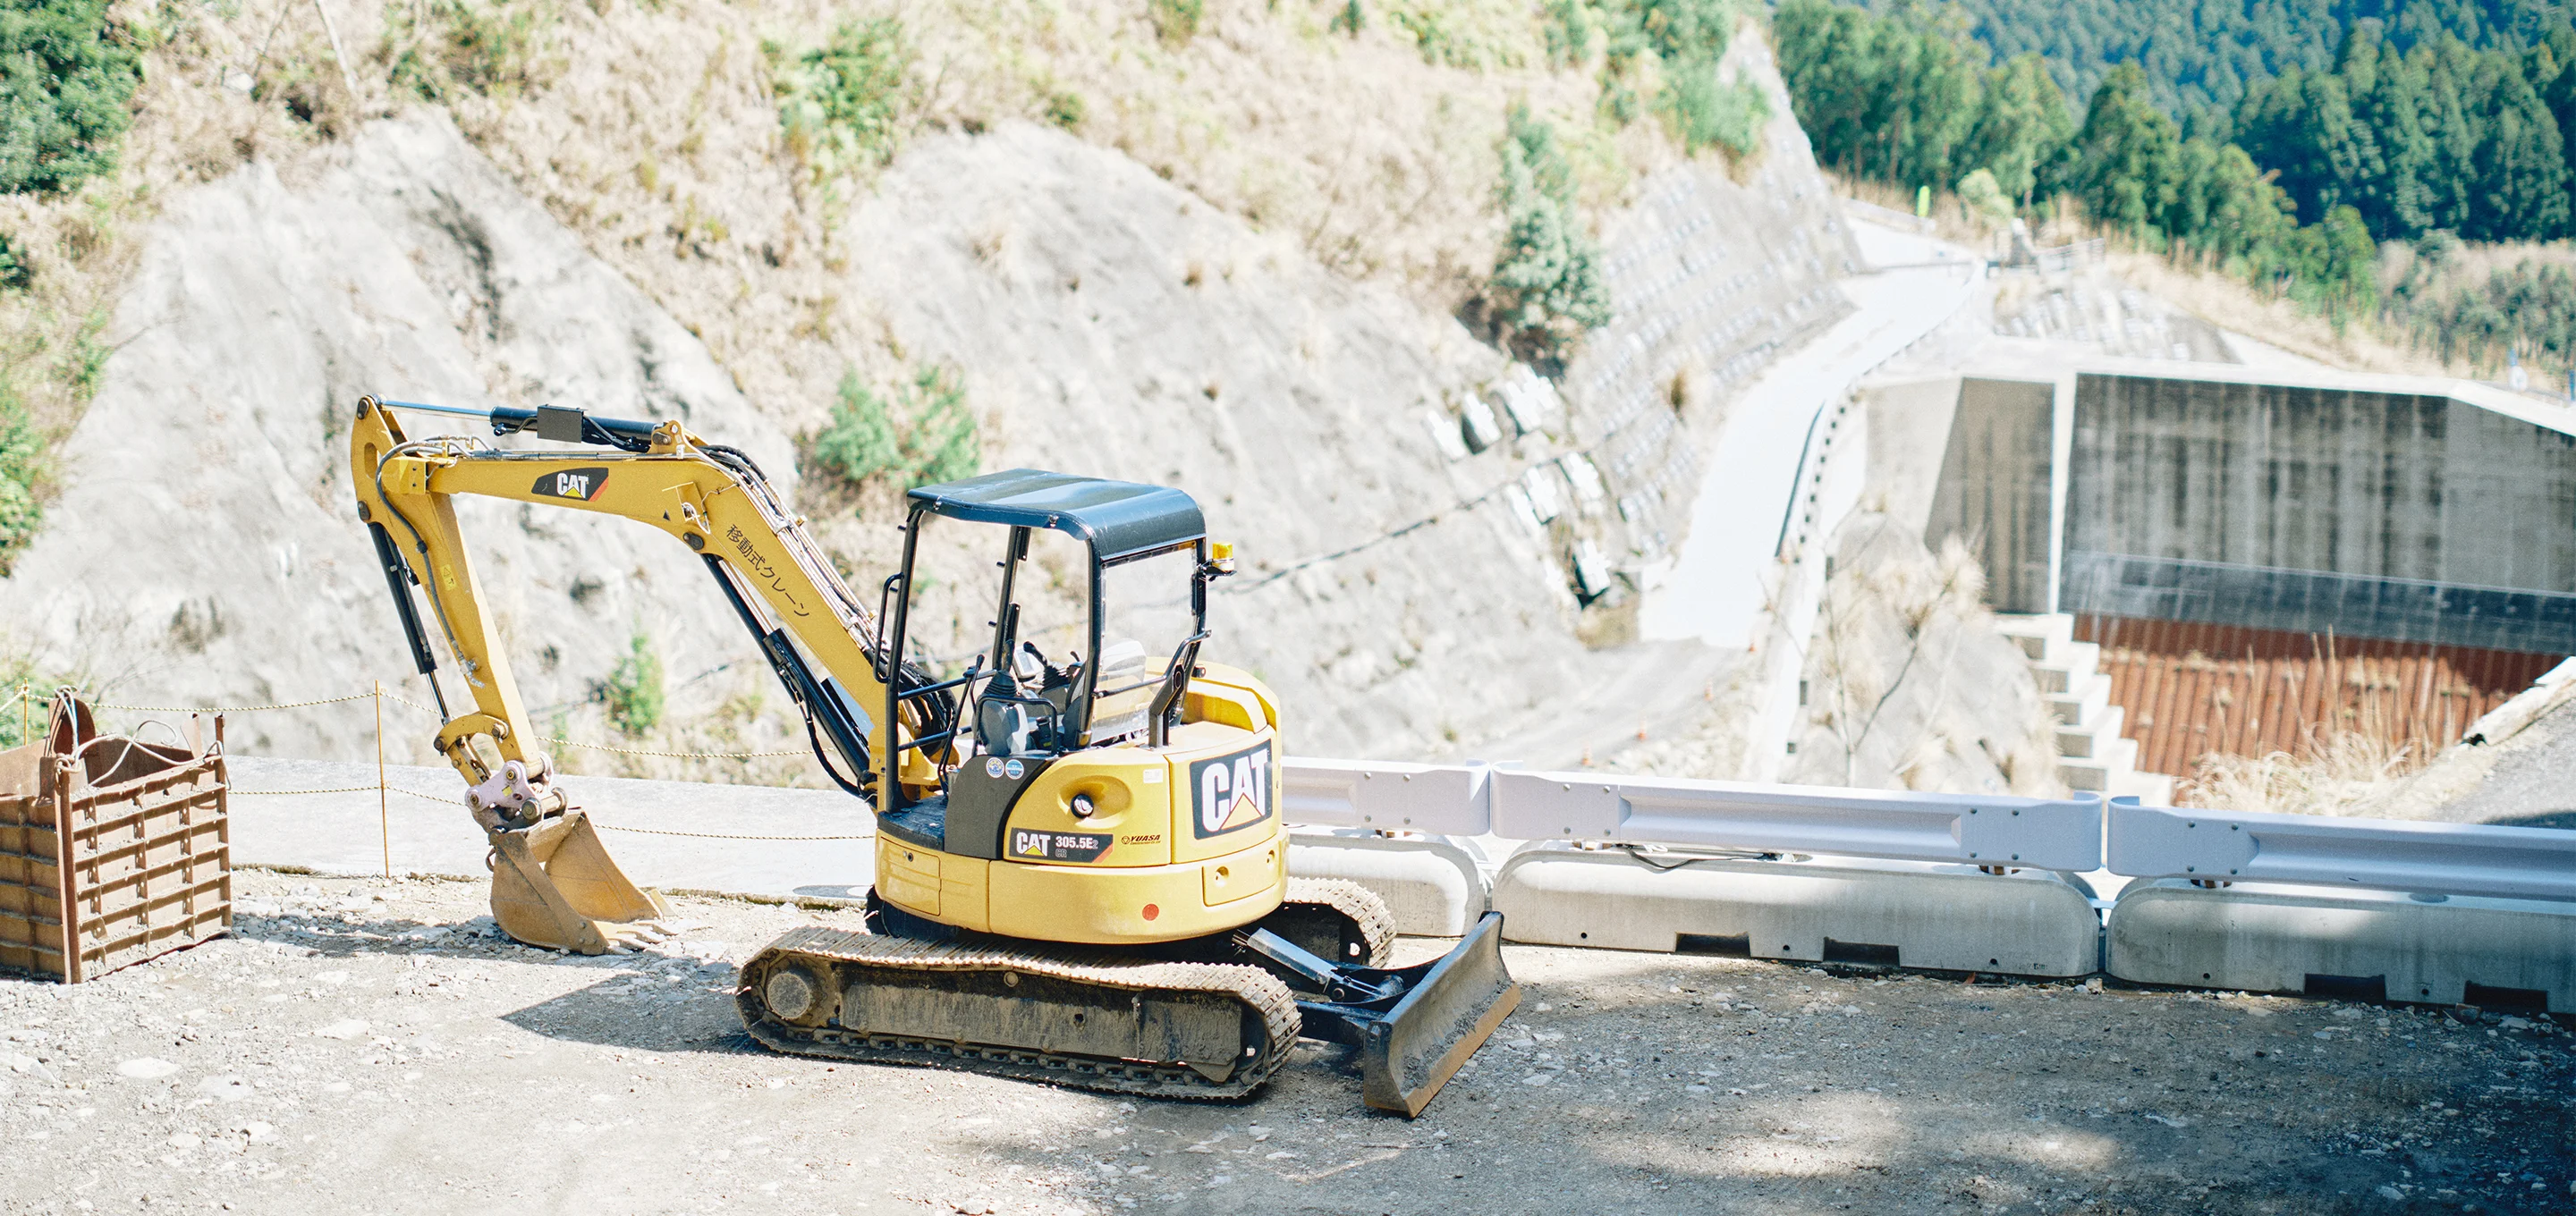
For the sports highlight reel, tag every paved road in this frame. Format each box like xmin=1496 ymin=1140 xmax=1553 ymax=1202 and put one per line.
xmin=1638 ymin=221 xmax=1983 ymax=647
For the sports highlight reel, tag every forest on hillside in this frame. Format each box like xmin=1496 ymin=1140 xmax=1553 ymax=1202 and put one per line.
xmin=1782 ymin=0 xmax=2576 ymax=375
xmin=1875 ymin=0 xmax=2574 ymax=128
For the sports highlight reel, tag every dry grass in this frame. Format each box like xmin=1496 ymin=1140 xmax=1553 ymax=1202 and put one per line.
xmin=2177 ymin=727 xmax=2424 ymax=817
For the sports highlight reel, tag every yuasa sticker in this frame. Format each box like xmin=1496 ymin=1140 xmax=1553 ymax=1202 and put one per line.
xmin=1188 ymin=743 xmax=1274 ymax=840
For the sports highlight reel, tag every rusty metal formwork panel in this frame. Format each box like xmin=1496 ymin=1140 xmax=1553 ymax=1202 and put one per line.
xmin=0 ymin=695 xmax=231 ymax=983
xmin=2073 ymin=615 xmax=2563 ymax=781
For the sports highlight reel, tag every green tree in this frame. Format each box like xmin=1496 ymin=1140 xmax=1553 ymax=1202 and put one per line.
xmin=1961 ymin=53 xmax=2075 ymax=206
xmin=0 ymin=0 xmax=140 ymax=196
xmin=2466 ymin=49 xmax=2570 ymax=241
xmin=2287 ymin=203 xmax=2380 ymax=324
xmin=1487 ymin=106 xmax=1612 ymax=368
xmin=899 ymin=366 xmax=979 ymax=488
xmin=2058 ymin=64 xmax=2182 ymax=237
xmin=1774 ymin=0 xmax=1980 ymax=190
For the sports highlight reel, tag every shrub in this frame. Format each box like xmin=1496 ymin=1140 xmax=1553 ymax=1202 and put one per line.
xmin=901 ymin=366 xmax=979 ymax=487
xmin=1044 ymin=89 xmax=1086 ymax=131
xmin=1657 ymin=65 xmax=1767 ymax=157
xmin=0 ymin=0 xmax=140 ymax=197
xmin=0 ymin=391 xmax=42 ymax=572
xmin=386 ymin=0 xmax=555 ymax=102
xmin=1486 ymin=107 xmax=1612 ymax=368
xmin=776 ymin=18 xmax=913 ymax=181
xmin=811 ymin=370 xmax=905 ymax=486
xmin=1148 ymin=0 xmax=1203 ymax=45
xmin=1543 ymin=0 xmax=1596 ymax=67
xmin=1956 ymin=167 xmax=2012 ymax=222
xmin=809 ymin=364 xmax=980 ymax=491
xmin=1329 ymin=0 xmax=1365 ymax=37
xmin=602 ymin=632 xmax=665 ymax=736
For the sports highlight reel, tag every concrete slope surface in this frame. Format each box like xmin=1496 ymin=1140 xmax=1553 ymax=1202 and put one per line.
xmin=833 ymin=122 xmax=1597 ymax=760
xmin=0 ymin=113 xmax=797 ymax=761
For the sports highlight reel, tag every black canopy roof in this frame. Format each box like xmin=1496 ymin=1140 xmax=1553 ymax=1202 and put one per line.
xmin=907 ymin=469 xmax=1206 ymax=560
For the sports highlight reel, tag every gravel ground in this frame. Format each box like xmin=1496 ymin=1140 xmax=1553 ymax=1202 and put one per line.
xmin=3 ymin=870 xmax=2570 ymax=1216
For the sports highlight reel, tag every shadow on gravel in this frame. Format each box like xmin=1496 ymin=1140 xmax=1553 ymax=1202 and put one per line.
xmin=500 ymin=975 xmax=759 ymax=1055
xmin=225 ymin=909 xmax=771 ymax=1054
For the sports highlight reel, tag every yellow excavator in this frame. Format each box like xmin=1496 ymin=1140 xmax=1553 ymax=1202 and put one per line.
xmin=345 ymin=394 xmax=1516 ymax=1114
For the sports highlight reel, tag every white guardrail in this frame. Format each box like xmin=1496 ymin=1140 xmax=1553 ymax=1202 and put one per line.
xmin=1489 ymin=770 xmax=2101 ymax=871
xmin=1284 ymin=760 xmax=2101 ymax=871
xmin=1284 ymin=760 xmax=2576 ymax=901
xmin=1283 ymin=758 xmax=1492 ymax=835
xmin=2106 ymin=800 xmax=2576 ymax=902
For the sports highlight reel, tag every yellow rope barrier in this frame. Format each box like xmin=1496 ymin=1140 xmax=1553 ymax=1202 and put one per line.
xmin=537 ymin=735 xmax=809 ymax=760
xmin=589 ymin=823 xmax=874 ymax=841
xmin=92 ymin=692 xmax=380 ymax=714
xmin=84 ymin=687 xmax=802 ymax=761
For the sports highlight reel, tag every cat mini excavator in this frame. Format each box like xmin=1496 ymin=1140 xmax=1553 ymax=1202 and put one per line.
xmin=345 ymin=394 xmax=1517 ymax=1114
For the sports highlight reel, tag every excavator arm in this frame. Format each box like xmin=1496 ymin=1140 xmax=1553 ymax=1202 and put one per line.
xmin=346 ymin=395 xmax=941 ymax=950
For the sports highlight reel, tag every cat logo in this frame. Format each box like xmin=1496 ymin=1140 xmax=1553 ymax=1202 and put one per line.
xmin=531 ymin=467 xmax=611 ymax=502
xmin=1189 ymin=744 xmax=1273 ymax=840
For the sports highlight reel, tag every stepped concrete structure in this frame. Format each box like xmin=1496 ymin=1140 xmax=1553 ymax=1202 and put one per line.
xmin=1876 ymin=359 xmax=2576 ymax=790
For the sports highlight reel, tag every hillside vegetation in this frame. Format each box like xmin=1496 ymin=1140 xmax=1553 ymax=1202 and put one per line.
xmin=1904 ymin=0 xmax=2572 ymax=126
xmin=0 ymin=0 xmax=1864 ymax=772
xmin=1787 ymin=0 xmax=2576 ymax=381
xmin=0 ymin=0 xmax=1799 ymax=580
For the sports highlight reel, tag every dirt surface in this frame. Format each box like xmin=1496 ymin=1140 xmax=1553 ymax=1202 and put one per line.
xmin=4 ymin=870 xmax=2570 ymax=1216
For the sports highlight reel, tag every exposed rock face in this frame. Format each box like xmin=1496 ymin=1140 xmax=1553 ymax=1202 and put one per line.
xmin=825 ymin=122 xmax=1592 ymax=759
xmin=0 ymin=113 xmax=797 ymax=761
xmin=0 ymin=114 xmax=1604 ymax=764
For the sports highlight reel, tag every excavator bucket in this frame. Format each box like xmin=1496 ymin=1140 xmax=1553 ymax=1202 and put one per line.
xmin=487 ymin=810 xmax=674 ymax=954
xmin=1356 ymin=911 xmax=1521 ymax=1116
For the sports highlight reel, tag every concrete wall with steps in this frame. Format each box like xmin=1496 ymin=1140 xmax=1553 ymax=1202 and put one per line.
xmin=1996 ymin=613 xmax=2175 ymax=805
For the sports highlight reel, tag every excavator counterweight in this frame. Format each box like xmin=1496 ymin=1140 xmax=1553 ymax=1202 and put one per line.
xmin=344 ymin=394 xmax=1515 ymax=1113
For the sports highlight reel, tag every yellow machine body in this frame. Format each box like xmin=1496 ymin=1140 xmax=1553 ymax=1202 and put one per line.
xmin=877 ymin=709 xmax=1289 ymax=944
xmin=343 ymin=396 xmax=1290 ymax=950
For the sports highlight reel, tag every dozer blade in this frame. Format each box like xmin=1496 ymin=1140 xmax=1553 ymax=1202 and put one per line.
xmin=1356 ymin=912 xmax=1521 ymax=1116
xmin=487 ymin=810 xmax=674 ymax=955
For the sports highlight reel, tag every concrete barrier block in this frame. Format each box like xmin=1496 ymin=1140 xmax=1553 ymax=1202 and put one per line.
xmin=1287 ymin=834 xmax=1487 ymax=937
xmin=1489 ymin=848 xmax=2099 ymax=977
xmin=2106 ymin=880 xmax=2576 ymax=1012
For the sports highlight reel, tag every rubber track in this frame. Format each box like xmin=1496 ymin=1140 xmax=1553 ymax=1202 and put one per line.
xmin=737 ymin=926 xmax=1302 ymax=1101
xmin=1281 ymin=877 xmax=1396 ymax=967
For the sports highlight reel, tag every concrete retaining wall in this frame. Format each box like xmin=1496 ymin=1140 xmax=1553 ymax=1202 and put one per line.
xmin=2063 ymin=372 xmax=2576 ymax=653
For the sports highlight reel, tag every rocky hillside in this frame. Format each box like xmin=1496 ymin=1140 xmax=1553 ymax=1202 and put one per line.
xmin=0 ymin=0 xmax=1858 ymax=775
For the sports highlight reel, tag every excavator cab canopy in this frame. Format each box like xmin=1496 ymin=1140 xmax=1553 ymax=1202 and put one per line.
xmin=885 ymin=470 xmax=1219 ymax=814
xmin=905 ymin=468 xmax=1206 ymax=559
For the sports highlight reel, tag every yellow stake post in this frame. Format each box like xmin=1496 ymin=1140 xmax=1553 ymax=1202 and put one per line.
xmin=375 ymin=680 xmax=391 ymax=879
